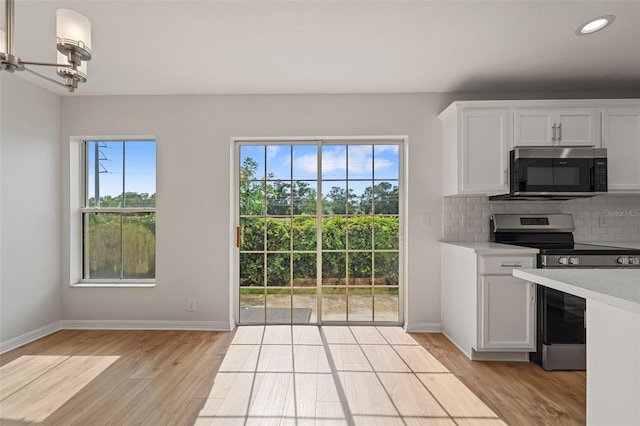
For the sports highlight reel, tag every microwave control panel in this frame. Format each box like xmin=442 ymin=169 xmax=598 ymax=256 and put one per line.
xmin=594 ymin=159 xmax=607 ymax=191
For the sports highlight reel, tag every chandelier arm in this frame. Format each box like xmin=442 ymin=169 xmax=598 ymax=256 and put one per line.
xmin=24 ymin=67 xmax=71 ymax=90
xmin=21 ymin=60 xmax=73 ymax=68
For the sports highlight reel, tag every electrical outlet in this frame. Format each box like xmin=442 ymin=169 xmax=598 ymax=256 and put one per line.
xmin=462 ymin=214 xmax=470 ymax=228
xmin=599 ymin=215 xmax=608 ymax=227
xmin=187 ymin=299 xmax=196 ymax=312
xmin=420 ymin=214 xmax=431 ymax=228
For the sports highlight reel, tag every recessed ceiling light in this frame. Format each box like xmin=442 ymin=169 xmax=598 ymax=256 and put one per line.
xmin=576 ymin=15 xmax=616 ymax=35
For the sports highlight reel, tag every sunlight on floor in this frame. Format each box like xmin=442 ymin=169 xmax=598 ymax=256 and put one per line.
xmin=0 ymin=355 xmax=119 ymax=423
xmin=195 ymin=326 xmax=506 ymax=425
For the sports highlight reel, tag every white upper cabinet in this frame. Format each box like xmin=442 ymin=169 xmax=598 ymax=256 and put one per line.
xmin=440 ymin=106 xmax=510 ymax=196
xmin=514 ymin=108 xmax=600 ymax=147
xmin=602 ymin=107 xmax=640 ymax=192
xmin=440 ymin=99 xmax=639 ymax=196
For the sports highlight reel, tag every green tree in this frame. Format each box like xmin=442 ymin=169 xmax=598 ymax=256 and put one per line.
xmin=240 ymin=157 xmax=265 ymax=215
xmin=238 ymin=153 xmax=400 ymax=288
xmin=323 ymin=186 xmax=356 ymax=214
xmin=293 ymin=181 xmax=317 ymax=215
xmin=266 ymin=179 xmax=291 ymax=215
xmin=360 ymin=182 xmax=398 ymax=214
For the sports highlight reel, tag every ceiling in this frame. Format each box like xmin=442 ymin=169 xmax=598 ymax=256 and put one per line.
xmin=3 ymin=0 xmax=640 ymax=96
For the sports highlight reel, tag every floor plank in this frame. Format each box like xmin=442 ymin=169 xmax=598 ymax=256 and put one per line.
xmin=349 ymin=326 xmax=386 ymax=345
xmin=360 ymin=345 xmax=411 ymax=372
xmin=0 ymin=355 xmax=68 ymax=400
xmin=0 ymin=328 xmax=585 ymax=425
xmin=410 ymin=332 xmax=586 ymax=425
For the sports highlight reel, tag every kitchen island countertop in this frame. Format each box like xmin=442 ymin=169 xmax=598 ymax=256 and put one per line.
xmin=513 ymin=268 xmax=640 ymax=314
xmin=514 ymin=267 xmax=640 ymax=426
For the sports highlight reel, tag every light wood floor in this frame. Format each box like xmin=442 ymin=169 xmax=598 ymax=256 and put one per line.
xmin=0 ymin=327 xmax=585 ymax=425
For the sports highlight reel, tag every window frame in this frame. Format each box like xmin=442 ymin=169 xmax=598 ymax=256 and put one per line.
xmin=79 ymin=139 xmax=157 ymax=286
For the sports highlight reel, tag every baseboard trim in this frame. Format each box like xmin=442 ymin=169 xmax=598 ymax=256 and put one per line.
xmin=441 ymin=331 xmax=473 ymax=359
xmin=405 ymin=322 xmax=441 ymax=333
xmin=0 ymin=321 xmax=62 ymax=355
xmin=472 ymin=349 xmax=530 ymax=362
xmin=61 ymin=320 xmax=235 ymax=332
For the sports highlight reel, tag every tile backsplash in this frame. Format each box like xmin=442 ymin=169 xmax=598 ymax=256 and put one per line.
xmin=443 ymin=195 xmax=640 ymax=243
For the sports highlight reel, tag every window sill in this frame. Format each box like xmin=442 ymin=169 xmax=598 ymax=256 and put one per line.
xmin=71 ymin=282 xmax=156 ymax=288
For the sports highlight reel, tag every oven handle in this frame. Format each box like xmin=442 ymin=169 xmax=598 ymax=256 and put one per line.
xmin=501 ymin=263 xmax=523 ymax=267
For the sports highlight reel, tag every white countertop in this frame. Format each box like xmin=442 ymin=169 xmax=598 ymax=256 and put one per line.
xmin=514 ymin=268 xmax=640 ymax=314
xmin=439 ymin=241 xmax=539 ymax=255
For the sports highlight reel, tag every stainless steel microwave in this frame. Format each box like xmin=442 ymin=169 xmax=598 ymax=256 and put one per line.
xmin=489 ymin=148 xmax=607 ymax=201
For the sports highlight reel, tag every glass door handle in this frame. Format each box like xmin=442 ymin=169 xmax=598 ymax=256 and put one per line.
xmin=236 ymin=226 xmax=241 ymax=248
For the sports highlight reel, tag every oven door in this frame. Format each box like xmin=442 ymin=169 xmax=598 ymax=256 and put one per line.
xmin=540 ymin=286 xmax=586 ymax=345
xmin=531 ymin=283 xmax=587 ymax=370
xmin=513 ymin=157 xmax=594 ymax=194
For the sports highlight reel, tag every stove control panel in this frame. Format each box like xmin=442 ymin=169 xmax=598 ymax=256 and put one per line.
xmin=542 ymin=255 xmax=640 ymax=268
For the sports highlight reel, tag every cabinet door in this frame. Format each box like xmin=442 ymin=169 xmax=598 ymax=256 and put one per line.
xmin=514 ymin=109 xmax=555 ymax=146
xmin=555 ymin=109 xmax=599 ymax=146
xmin=514 ymin=108 xmax=599 ymax=147
xmin=460 ymin=109 xmax=510 ymax=194
xmin=479 ymin=276 xmax=535 ymax=350
xmin=602 ymin=108 xmax=640 ymax=192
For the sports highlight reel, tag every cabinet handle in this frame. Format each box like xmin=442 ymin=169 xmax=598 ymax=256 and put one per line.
xmin=531 ymin=283 xmax=536 ymax=304
xmin=501 ymin=263 xmax=523 ymax=267
xmin=557 ymin=123 xmax=562 ymax=141
xmin=552 ymin=124 xmax=557 ymax=142
xmin=503 ymin=168 xmax=508 ymax=184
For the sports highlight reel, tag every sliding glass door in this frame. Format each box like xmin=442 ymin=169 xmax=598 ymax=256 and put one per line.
xmin=237 ymin=140 xmax=402 ymax=325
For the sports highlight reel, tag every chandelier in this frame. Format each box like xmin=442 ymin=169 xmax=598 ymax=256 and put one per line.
xmin=0 ymin=0 xmax=92 ymax=92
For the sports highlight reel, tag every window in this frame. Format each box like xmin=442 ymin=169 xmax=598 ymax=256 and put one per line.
xmin=238 ymin=141 xmax=402 ymax=324
xmin=82 ymin=140 xmax=156 ymax=281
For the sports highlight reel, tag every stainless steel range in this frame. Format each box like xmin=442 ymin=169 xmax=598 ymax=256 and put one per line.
xmin=490 ymin=213 xmax=640 ymax=370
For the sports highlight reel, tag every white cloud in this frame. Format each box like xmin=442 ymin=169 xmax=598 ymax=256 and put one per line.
xmin=290 ymin=145 xmax=398 ymax=179
xmin=294 ymin=152 xmax=318 ymax=175
xmin=374 ymin=145 xmax=399 ymax=155
xmin=266 ymin=145 xmax=281 ymax=160
xmin=373 ymin=158 xmax=393 ymax=170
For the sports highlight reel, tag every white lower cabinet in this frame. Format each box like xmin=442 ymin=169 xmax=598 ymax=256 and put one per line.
xmin=441 ymin=243 xmax=536 ymax=361
xmin=479 ymin=276 xmax=535 ymax=350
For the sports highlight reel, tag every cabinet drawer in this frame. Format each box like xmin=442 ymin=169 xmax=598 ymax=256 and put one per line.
xmin=480 ymin=256 xmax=535 ymax=275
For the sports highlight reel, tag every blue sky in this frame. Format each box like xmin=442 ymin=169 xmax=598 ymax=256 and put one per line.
xmin=240 ymin=144 xmax=400 ymax=198
xmin=240 ymin=144 xmax=399 ymax=182
xmin=88 ymin=142 xmax=398 ymax=200
xmin=87 ymin=141 xmax=156 ymax=199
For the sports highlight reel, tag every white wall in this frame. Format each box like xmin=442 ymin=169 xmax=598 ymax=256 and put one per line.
xmin=0 ymin=73 xmax=62 ymax=347
xmin=57 ymin=91 xmax=640 ymax=332
xmin=59 ymin=94 xmax=449 ymax=331
xmin=0 ymin=85 xmax=636 ymax=346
